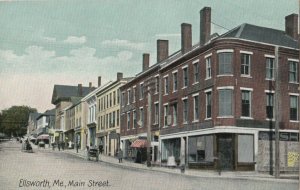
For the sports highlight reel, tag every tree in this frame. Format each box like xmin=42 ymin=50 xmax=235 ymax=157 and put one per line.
xmin=0 ymin=106 xmax=37 ymax=137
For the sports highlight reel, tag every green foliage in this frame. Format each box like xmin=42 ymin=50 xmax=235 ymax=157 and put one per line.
xmin=0 ymin=106 xmax=37 ymax=137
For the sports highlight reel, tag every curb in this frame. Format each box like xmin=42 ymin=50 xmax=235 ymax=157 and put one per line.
xmin=60 ymin=149 xmax=298 ymax=183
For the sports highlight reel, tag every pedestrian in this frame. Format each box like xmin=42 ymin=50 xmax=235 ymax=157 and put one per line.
xmin=61 ymin=141 xmax=65 ymax=151
xmin=57 ymin=142 xmax=61 ymax=151
xmin=118 ymin=148 xmax=123 ymax=163
xmin=76 ymin=142 xmax=79 ymax=153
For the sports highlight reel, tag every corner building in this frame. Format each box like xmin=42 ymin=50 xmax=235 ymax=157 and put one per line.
xmin=159 ymin=8 xmax=299 ymax=172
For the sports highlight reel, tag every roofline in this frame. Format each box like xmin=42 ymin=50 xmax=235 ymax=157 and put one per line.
xmin=216 ymin=37 xmax=299 ymax=51
xmin=81 ymin=81 xmax=113 ymax=101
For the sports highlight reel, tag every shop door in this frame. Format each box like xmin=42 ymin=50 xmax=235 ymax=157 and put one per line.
xmin=218 ymin=134 xmax=233 ymax=170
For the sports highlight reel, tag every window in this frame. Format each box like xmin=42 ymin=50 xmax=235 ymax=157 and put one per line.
xmin=110 ymin=93 xmax=112 ymax=107
xmin=154 ymin=103 xmax=159 ymax=124
xmin=139 ymin=108 xmax=144 ymax=127
xmin=127 ymin=112 xmax=130 ymax=130
xmin=103 ymin=96 xmax=106 ymax=109
xmin=218 ymin=52 xmax=233 ymax=75
xmin=164 ymin=77 xmax=169 ymax=94
xmin=155 ymin=77 xmax=159 ymax=94
xmin=172 ymin=103 xmax=178 ymax=126
xmin=164 ymin=104 xmax=169 ymax=126
xmin=183 ymin=98 xmax=188 ymax=123
xmin=219 ymin=89 xmax=233 ymax=116
xmin=290 ymin=95 xmax=298 ymax=121
xmin=193 ymin=95 xmax=199 ymax=121
xmin=140 ymin=83 xmax=144 ymax=99
xmin=113 ymin=111 xmax=115 ymax=127
xmin=113 ymin=91 xmax=116 ymax=105
xmin=289 ymin=61 xmax=298 ymax=83
xmin=206 ymin=57 xmax=212 ymax=79
xmin=188 ymin=135 xmax=214 ymax=163
xmin=133 ymin=110 xmax=137 ymax=129
xmin=266 ymin=93 xmax=274 ymax=119
xmin=106 ymin=95 xmax=109 ymax=108
xmin=106 ymin=114 xmax=108 ymax=128
xmin=132 ymin=87 xmax=136 ymax=102
xmin=121 ymin=92 xmax=125 ymax=106
xmin=241 ymin=53 xmax=251 ymax=76
xmin=206 ymin=91 xmax=212 ymax=118
xmin=183 ymin=67 xmax=188 ymax=88
xmin=103 ymin=115 xmax=105 ymax=129
xmin=117 ymin=110 xmax=119 ymax=126
xmin=266 ymin=57 xmax=274 ymax=80
xmin=194 ymin=62 xmax=199 ymax=83
xmin=117 ymin=89 xmax=120 ymax=104
xmin=241 ymin=90 xmax=251 ymax=117
xmin=173 ymin=72 xmax=178 ymax=92
xmin=127 ymin=90 xmax=130 ymax=105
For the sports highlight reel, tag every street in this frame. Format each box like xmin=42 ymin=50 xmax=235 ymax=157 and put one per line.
xmin=0 ymin=141 xmax=298 ymax=190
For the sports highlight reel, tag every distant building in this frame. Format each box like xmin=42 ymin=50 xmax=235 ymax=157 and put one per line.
xmin=51 ymin=84 xmax=94 ymax=143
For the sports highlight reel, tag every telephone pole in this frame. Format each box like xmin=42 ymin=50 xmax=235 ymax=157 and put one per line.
xmin=274 ymin=46 xmax=280 ymax=178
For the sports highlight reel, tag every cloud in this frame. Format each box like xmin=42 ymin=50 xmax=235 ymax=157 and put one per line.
xmin=102 ymin=39 xmax=145 ymax=50
xmin=42 ymin=36 xmax=57 ymax=43
xmin=0 ymin=45 xmax=140 ymax=111
xmin=63 ymin=36 xmax=87 ymax=44
xmin=155 ymin=33 xmax=180 ymax=38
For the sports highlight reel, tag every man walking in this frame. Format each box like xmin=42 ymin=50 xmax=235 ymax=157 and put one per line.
xmin=118 ymin=149 xmax=123 ymax=163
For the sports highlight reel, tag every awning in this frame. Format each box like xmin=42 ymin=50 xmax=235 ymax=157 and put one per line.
xmin=130 ymin=139 xmax=148 ymax=148
xmin=37 ymin=134 xmax=49 ymax=140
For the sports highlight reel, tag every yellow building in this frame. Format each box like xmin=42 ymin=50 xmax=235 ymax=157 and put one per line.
xmin=96 ymin=73 xmax=132 ymax=156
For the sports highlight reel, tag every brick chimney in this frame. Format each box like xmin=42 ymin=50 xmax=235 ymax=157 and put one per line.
xmin=200 ymin=7 xmax=211 ymax=46
xmin=117 ymin=72 xmax=123 ymax=81
xmin=78 ymin=84 xmax=82 ymax=96
xmin=285 ymin=13 xmax=298 ymax=40
xmin=98 ymin=76 xmax=101 ymax=87
xmin=89 ymin=82 xmax=93 ymax=92
xmin=142 ymin=53 xmax=150 ymax=71
xmin=181 ymin=23 xmax=192 ymax=54
xmin=157 ymin=40 xmax=169 ymax=62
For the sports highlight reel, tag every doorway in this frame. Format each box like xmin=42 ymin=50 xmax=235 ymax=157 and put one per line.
xmin=217 ymin=134 xmax=234 ymax=170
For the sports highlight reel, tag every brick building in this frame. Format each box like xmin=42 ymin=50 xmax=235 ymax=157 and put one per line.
xmin=120 ymin=7 xmax=299 ymax=171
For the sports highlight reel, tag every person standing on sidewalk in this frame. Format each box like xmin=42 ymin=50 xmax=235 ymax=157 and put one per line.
xmin=118 ymin=149 xmax=123 ymax=163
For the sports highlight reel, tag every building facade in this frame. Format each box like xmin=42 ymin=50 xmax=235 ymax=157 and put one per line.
xmin=96 ymin=73 xmax=132 ymax=156
xmin=120 ymin=7 xmax=299 ymax=172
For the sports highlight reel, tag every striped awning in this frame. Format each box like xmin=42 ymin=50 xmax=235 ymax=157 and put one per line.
xmin=130 ymin=139 xmax=148 ymax=148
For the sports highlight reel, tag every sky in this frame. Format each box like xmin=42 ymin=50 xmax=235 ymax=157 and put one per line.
xmin=0 ymin=0 xmax=298 ymax=113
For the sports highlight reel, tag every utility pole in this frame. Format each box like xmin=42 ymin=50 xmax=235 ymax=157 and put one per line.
xmin=146 ymin=77 xmax=154 ymax=167
xmin=274 ymin=45 xmax=280 ymax=178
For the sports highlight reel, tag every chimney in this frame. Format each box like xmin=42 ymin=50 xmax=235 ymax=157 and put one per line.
xmin=78 ymin=84 xmax=83 ymax=96
xmin=200 ymin=7 xmax=211 ymax=46
xmin=89 ymin=82 xmax=92 ymax=88
xmin=142 ymin=53 xmax=150 ymax=71
xmin=181 ymin=23 xmax=192 ymax=54
xmin=285 ymin=14 xmax=298 ymax=40
xmin=157 ymin=40 xmax=169 ymax=62
xmin=117 ymin=72 xmax=123 ymax=81
xmin=98 ymin=76 xmax=101 ymax=87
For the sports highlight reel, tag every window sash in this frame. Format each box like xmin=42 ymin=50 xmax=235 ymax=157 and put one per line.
xmin=289 ymin=61 xmax=298 ymax=82
xmin=266 ymin=93 xmax=274 ymax=119
xmin=241 ymin=90 xmax=251 ymax=117
xmin=290 ymin=96 xmax=298 ymax=120
xmin=183 ymin=99 xmax=188 ymax=122
xmin=164 ymin=77 xmax=169 ymax=94
xmin=206 ymin=57 xmax=211 ymax=78
xmin=194 ymin=63 xmax=199 ymax=82
xmin=183 ymin=68 xmax=188 ymax=87
xmin=194 ymin=96 xmax=199 ymax=120
xmin=173 ymin=73 xmax=178 ymax=91
xmin=206 ymin=92 xmax=212 ymax=118
xmin=173 ymin=104 xmax=177 ymax=125
xmin=241 ymin=54 xmax=250 ymax=75
xmin=266 ymin=58 xmax=274 ymax=79
xmin=219 ymin=89 xmax=233 ymax=116
xmin=218 ymin=52 xmax=232 ymax=75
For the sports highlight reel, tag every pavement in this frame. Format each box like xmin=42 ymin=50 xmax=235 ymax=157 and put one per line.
xmin=32 ymin=143 xmax=299 ymax=183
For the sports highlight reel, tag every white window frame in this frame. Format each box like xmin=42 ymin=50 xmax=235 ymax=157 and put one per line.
xmin=193 ymin=60 xmax=200 ymax=84
xmin=172 ymin=71 xmax=178 ymax=92
xmin=240 ymin=88 xmax=253 ymax=119
xmin=205 ymin=55 xmax=212 ymax=80
xmin=288 ymin=59 xmax=299 ymax=84
xmin=240 ymin=51 xmax=252 ymax=77
xmin=164 ymin=75 xmax=169 ymax=95
xmin=193 ymin=94 xmax=199 ymax=122
xmin=182 ymin=66 xmax=188 ymax=89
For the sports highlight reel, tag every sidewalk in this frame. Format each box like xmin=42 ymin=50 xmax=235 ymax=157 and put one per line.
xmin=46 ymin=147 xmax=298 ymax=183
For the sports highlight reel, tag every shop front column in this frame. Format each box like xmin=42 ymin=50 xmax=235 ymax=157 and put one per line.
xmin=180 ymin=137 xmax=186 ymax=166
